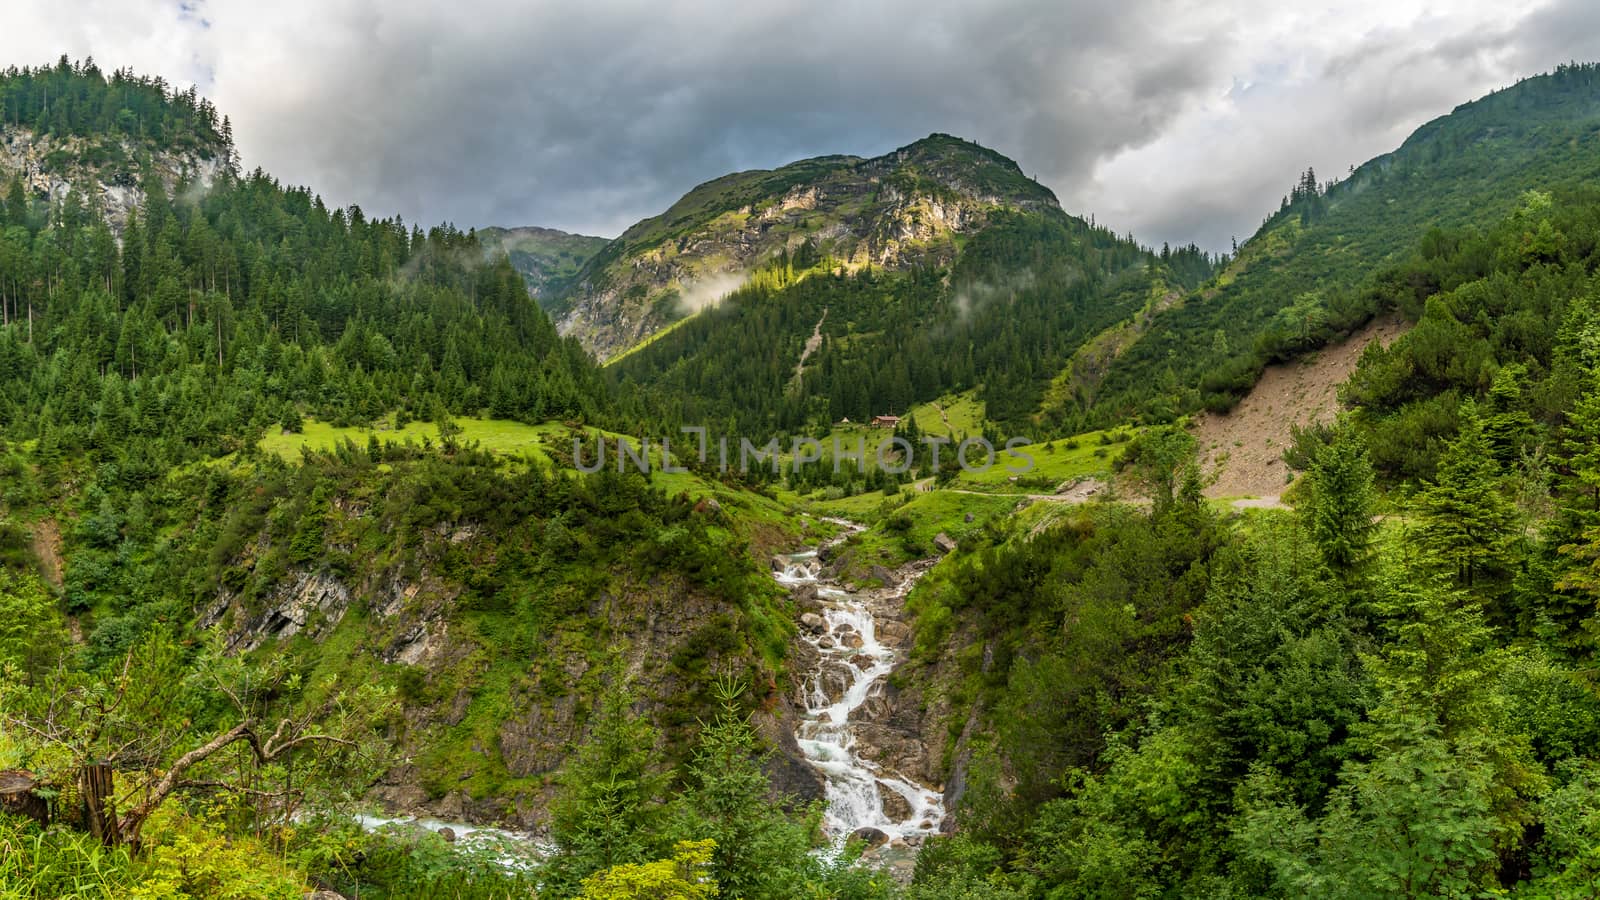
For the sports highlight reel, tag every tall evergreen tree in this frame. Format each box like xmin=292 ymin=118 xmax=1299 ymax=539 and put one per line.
xmin=674 ymin=679 xmax=821 ymax=900
xmin=1414 ymin=403 xmax=1521 ymax=589
xmin=1302 ymin=429 xmax=1378 ymax=578
xmin=546 ymin=671 xmax=673 ymax=896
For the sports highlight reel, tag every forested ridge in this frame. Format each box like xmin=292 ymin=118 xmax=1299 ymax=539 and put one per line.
xmin=613 ymin=209 xmax=1215 ymax=437
xmin=0 ymin=67 xmax=615 ymax=477
xmin=1084 ymin=62 xmax=1600 ymax=427
xmin=1 ymin=56 xmax=225 ymax=152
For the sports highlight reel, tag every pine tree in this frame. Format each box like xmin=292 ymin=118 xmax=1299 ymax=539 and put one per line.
xmin=674 ymin=678 xmax=821 ymax=900
xmin=546 ymin=672 xmax=673 ymax=896
xmin=1414 ymin=402 xmax=1521 ymax=589
xmin=1483 ymin=365 xmax=1535 ymax=466
xmin=1559 ymin=374 xmax=1600 ymax=514
xmin=1301 ymin=430 xmax=1377 ymax=578
xmin=1555 ymin=375 xmax=1600 ymax=602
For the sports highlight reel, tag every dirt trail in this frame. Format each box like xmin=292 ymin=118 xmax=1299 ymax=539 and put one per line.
xmin=1192 ymin=316 xmax=1410 ymax=501
xmin=791 ymin=308 xmax=828 ymax=389
xmin=29 ymin=519 xmax=63 ymax=588
xmin=943 ymin=478 xmax=1151 ymax=507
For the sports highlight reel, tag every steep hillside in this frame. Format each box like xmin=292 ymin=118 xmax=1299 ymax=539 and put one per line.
xmin=1076 ymin=63 xmax=1600 ymax=425
xmin=0 ymin=62 xmax=807 ymax=839
xmin=609 ymin=209 xmax=1190 ymax=438
xmin=0 ymin=124 xmax=226 ymax=237
xmin=555 ymin=133 xmax=1064 ymax=359
xmin=477 ymin=225 xmax=608 ymax=299
xmin=1191 ymin=315 xmax=1409 ymax=501
xmin=595 ymin=138 xmax=1216 ymax=440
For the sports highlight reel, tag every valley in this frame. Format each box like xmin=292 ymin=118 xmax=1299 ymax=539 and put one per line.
xmin=4 ymin=56 xmax=1600 ymax=900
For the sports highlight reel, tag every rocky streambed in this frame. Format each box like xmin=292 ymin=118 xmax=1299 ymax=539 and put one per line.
xmin=774 ymin=522 xmax=947 ymax=855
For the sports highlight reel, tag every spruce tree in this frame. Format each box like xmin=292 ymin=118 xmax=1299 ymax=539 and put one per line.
xmin=674 ymin=678 xmax=820 ymax=900
xmin=1414 ymin=402 xmax=1521 ymax=589
xmin=1555 ymin=376 xmax=1600 ymax=602
xmin=1302 ymin=430 xmax=1378 ymax=579
xmin=1483 ymin=365 xmax=1535 ymax=466
xmin=1559 ymin=375 xmax=1600 ymax=514
xmin=546 ymin=671 xmax=672 ymax=896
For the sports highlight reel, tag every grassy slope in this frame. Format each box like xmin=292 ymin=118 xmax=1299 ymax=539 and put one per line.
xmin=260 ymin=417 xmax=803 ymax=543
xmin=906 ymin=390 xmax=986 ymax=439
xmin=946 ymin=428 xmax=1136 ymax=492
xmin=788 ymin=426 xmax=1141 ymax=583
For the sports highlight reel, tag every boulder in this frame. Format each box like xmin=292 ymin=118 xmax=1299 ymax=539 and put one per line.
xmin=436 ymin=826 xmax=457 ymax=843
xmin=693 ymin=497 xmax=722 ymax=515
xmin=851 ymin=827 xmax=891 ymax=850
xmin=800 ymin=612 xmax=826 ymax=634
xmin=870 ymin=565 xmax=898 ymax=587
xmin=790 ymin=583 xmax=821 ymax=608
xmin=772 ymin=555 xmax=789 ymax=572
xmin=964 ymin=512 xmax=975 ymax=523
xmin=878 ymin=783 xmax=915 ymax=822
xmin=815 ymin=665 xmax=855 ymax=705
xmin=933 ymin=532 xmax=957 ymax=554
xmin=877 ymin=620 xmax=912 ymax=644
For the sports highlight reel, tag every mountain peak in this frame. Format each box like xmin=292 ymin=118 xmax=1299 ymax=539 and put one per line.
xmin=882 ymin=133 xmax=1059 ymax=209
xmin=553 ymin=134 xmax=1062 ymax=357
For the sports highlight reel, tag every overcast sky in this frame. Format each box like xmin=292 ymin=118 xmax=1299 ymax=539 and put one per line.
xmin=8 ymin=1 xmax=1600 ymax=252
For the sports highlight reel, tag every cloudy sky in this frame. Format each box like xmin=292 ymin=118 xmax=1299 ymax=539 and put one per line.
xmin=8 ymin=1 xmax=1600 ymax=252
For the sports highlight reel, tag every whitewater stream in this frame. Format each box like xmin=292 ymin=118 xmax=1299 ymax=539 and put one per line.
xmin=344 ymin=519 xmax=944 ymax=867
xmin=774 ymin=524 xmax=946 ymax=843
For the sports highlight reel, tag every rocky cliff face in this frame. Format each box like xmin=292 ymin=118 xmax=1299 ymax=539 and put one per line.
xmin=0 ymin=126 xmax=225 ymax=236
xmin=198 ymin=488 xmax=813 ymax=833
xmin=556 ymin=134 xmax=1059 ymax=359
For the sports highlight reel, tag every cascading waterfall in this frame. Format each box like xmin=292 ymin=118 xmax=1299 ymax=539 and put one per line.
xmin=775 ymin=530 xmax=945 ymax=843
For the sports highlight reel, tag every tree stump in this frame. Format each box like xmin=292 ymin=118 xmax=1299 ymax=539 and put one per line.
xmin=0 ymin=769 xmax=49 ymax=827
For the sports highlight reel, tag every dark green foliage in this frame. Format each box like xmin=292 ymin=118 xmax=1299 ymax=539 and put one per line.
xmin=670 ymin=679 xmax=824 ymax=899
xmin=0 ymin=63 xmax=617 ymax=478
xmin=1412 ymin=402 xmax=1522 ymax=590
xmin=543 ymin=671 xmax=674 ymax=895
xmin=0 ymin=56 xmax=224 ymax=152
xmin=1301 ymin=431 xmax=1378 ymax=577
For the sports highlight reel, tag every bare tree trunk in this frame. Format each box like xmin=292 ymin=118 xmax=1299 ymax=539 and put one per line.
xmin=80 ymin=764 xmax=117 ymax=846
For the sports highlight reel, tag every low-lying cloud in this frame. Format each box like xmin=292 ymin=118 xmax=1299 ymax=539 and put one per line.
xmin=5 ymin=0 xmax=1598 ymax=252
xmin=676 ymin=272 xmax=749 ymax=316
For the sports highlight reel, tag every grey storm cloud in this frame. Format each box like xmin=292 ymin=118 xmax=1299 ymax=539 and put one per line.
xmin=5 ymin=0 xmax=1600 ymax=251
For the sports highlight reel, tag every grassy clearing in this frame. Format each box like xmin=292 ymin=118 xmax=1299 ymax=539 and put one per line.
xmin=805 ymin=488 xmax=894 ymax=520
xmin=948 ymin=427 xmax=1139 ymax=493
xmin=259 ymin=417 xmax=809 ymax=554
xmin=260 ymin=417 xmax=567 ymax=463
xmin=820 ymin=489 xmax=1024 ymax=585
xmin=906 ymin=390 xmax=986 ymax=439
